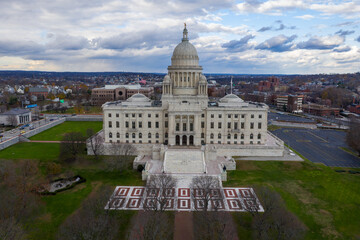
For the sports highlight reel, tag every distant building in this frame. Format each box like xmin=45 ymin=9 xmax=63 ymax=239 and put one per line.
xmin=303 ymin=103 xmax=340 ymax=117
xmin=348 ymin=104 xmax=360 ymax=114
xmin=276 ymin=95 xmax=303 ymax=113
xmin=258 ymin=76 xmax=280 ymax=91
xmin=91 ymin=85 xmax=154 ymax=106
xmin=0 ymin=108 xmax=32 ymax=126
xmin=29 ymin=87 xmax=49 ymax=99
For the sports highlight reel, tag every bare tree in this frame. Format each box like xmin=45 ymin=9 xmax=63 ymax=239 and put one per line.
xmin=129 ymin=211 xmax=173 ymax=240
xmin=0 ymin=217 xmax=26 ymax=240
xmin=59 ymin=132 xmax=86 ymax=163
xmin=143 ymin=174 xmax=177 ymax=212
xmin=57 ymin=187 xmax=119 ymax=240
xmin=248 ymin=186 xmax=307 ymax=240
xmin=190 ymin=176 xmax=222 ymax=212
xmin=104 ymin=142 xmax=136 ymax=172
xmin=86 ymin=128 xmax=104 ymax=159
xmin=6 ymin=115 xmax=18 ymax=126
xmin=346 ymin=117 xmax=360 ymax=156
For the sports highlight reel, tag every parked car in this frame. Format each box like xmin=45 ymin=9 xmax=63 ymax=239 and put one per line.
xmin=19 ymin=126 xmax=26 ymax=130
xmin=30 ymin=126 xmax=36 ymax=130
xmin=20 ymin=130 xmax=25 ymax=134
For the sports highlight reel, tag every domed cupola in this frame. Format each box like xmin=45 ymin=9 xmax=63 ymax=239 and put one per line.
xmin=171 ymin=24 xmax=200 ymax=67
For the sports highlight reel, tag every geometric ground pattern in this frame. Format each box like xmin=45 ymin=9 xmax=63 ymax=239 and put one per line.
xmin=106 ymin=186 xmax=264 ymax=212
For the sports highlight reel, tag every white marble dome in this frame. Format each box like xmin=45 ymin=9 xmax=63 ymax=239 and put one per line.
xmin=219 ymin=94 xmax=244 ymax=103
xmin=171 ymin=27 xmax=199 ymax=67
xmin=126 ymin=93 xmax=150 ymax=102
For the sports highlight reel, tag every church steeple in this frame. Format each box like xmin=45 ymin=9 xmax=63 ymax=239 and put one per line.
xmin=182 ymin=23 xmax=188 ymax=42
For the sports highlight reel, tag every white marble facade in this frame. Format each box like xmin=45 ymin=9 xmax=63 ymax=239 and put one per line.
xmin=101 ymin=26 xmax=283 ymax=158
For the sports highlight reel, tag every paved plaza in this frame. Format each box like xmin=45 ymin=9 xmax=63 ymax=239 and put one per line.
xmin=106 ymin=186 xmax=264 ymax=212
xmin=164 ymin=150 xmax=206 ymax=174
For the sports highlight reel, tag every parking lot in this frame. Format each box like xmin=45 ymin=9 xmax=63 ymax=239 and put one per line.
xmin=268 ymin=112 xmax=315 ymax=123
xmin=272 ymin=128 xmax=360 ymax=168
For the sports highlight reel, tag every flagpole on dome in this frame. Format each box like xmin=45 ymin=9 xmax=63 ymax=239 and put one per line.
xmin=137 ymin=75 xmax=140 ymax=94
xmin=231 ymin=76 xmax=233 ymax=95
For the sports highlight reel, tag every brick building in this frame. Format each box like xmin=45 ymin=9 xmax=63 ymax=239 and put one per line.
xmin=29 ymin=87 xmax=49 ymax=99
xmin=303 ymin=103 xmax=341 ymax=117
xmin=276 ymin=95 xmax=303 ymax=113
xmin=91 ymin=85 xmax=154 ymax=106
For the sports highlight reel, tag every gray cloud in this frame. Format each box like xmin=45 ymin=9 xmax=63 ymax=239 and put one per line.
xmin=333 ymin=46 xmax=351 ymax=52
xmin=258 ymin=26 xmax=272 ymax=32
xmin=335 ymin=29 xmax=355 ymax=37
xmin=297 ymin=35 xmax=344 ymax=50
xmin=255 ymin=34 xmax=297 ymax=52
xmin=221 ymin=35 xmax=255 ymax=52
xmin=356 ymin=36 xmax=360 ymax=42
xmin=0 ymin=40 xmax=44 ymax=56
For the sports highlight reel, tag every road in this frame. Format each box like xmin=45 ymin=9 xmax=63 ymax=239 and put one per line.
xmin=272 ymin=128 xmax=360 ymax=168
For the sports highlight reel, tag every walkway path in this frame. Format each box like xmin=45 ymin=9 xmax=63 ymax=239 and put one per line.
xmin=174 ymin=212 xmax=194 ymax=240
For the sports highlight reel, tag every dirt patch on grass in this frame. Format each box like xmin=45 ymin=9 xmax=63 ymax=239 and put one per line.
xmin=283 ymin=162 xmax=303 ymax=171
xmin=236 ymin=161 xmax=259 ymax=171
xmin=38 ymin=213 xmax=52 ymax=222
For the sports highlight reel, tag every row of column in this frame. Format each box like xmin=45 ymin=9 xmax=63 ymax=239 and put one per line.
xmin=170 ymin=72 xmax=199 ymax=87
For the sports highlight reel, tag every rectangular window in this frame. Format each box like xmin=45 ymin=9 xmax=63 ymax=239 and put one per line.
xmin=148 ymin=114 xmax=151 ymax=118
xmin=234 ymin=122 xmax=238 ymax=130
xmin=211 ymin=122 xmax=214 ymax=129
xmin=116 ymin=113 xmax=119 ymax=117
xmin=156 ymin=122 xmax=159 ymax=128
xmin=132 ymin=113 xmax=135 ymax=117
xmin=139 ymin=114 xmax=142 ymax=118
xmin=258 ymin=122 xmax=262 ymax=129
xmin=126 ymin=121 xmax=129 ymax=128
xmin=218 ymin=122 xmax=222 ymax=129
xmin=116 ymin=121 xmax=119 ymax=128
xmin=227 ymin=122 xmax=231 ymax=128
xmin=139 ymin=122 xmax=142 ymax=128
xmin=241 ymin=122 xmax=244 ymax=129
xmin=202 ymin=113 xmax=205 ymax=118
xmin=259 ymin=114 xmax=262 ymax=119
xmin=108 ymin=113 xmax=111 ymax=117
xmin=235 ymin=114 xmax=238 ymax=118
xmin=156 ymin=114 xmax=159 ymax=118
xmin=218 ymin=114 xmax=222 ymax=118
xmin=250 ymin=122 xmax=254 ymax=129
xmin=251 ymin=114 xmax=254 ymax=118
xmin=201 ymin=122 xmax=205 ymax=128
xmin=126 ymin=114 xmax=129 ymax=117
xmin=165 ymin=121 xmax=168 ymax=128
xmin=241 ymin=114 xmax=245 ymax=118
xmin=148 ymin=122 xmax=151 ymax=128
xmin=132 ymin=122 xmax=136 ymax=129
xmin=228 ymin=114 xmax=231 ymax=118
xmin=108 ymin=121 xmax=112 ymax=128
xmin=211 ymin=114 xmax=214 ymax=118
xmin=165 ymin=113 xmax=168 ymax=117
xmin=176 ymin=123 xmax=180 ymax=131
xmin=183 ymin=123 xmax=187 ymax=131
xmin=190 ymin=123 xmax=193 ymax=131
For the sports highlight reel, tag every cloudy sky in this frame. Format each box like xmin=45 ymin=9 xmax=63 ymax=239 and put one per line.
xmin=0 ymin=0 xmax=359 ymax=74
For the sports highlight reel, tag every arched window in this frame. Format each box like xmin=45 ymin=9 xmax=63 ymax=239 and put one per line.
xmin=250 ymin=133 xmax=253 ymax=139
xmin=241 ymin=134 xmax=244 ymax=139
xmin=210 ymin=133 xmax=214 ymax=139
xmin=109 ymin=132 xmax=112 ymax=138
xmin=148 ymin=133 xmax=151 ymax=138
xmin=126 ymin=133 xmax=129 ymax=138
xmin=218 ymin=133 xmax=221 ymax=139
xmin=258 ymin=133 xmax=261 ymax=139
xmin=116 ymin=132 xmax=120 ymax=138
xmin=227 ymin=134 xmax=231 ymax=139
xmin=139 ymin=133 xmax=142 ymax=138
xmin=132 ymin=133 xmax=136 ymax=138
xmin=234 ymin=134 xmax=238 ymax=139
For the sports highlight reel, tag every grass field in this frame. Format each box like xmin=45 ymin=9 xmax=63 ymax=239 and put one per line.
xmin=225 ymin=160 xmax=360 ymax=239
xmin=30 ymin=121 xmax=103 ymax=141
xmin=0 ymin=142 xmax=60 ymax=162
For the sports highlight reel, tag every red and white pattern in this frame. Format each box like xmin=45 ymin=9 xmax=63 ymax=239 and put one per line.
xmin=106 ymin=186 xmax=263 ymax=212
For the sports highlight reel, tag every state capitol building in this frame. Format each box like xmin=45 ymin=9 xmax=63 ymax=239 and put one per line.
xmin=98 ymin=26 xmax=284 ymax=175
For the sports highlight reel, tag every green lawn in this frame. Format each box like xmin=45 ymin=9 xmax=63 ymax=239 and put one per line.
xmin=0 ymin=142 xmax=60 ymax=162
xmin=44 ymin=106 xmax=102 ymax=114
xmin=225 ymin=160 xmax=360 ymax=239
xmin=30 ymin=121 xmax=103 ymax=141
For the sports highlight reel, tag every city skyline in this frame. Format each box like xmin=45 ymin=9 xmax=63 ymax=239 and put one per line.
xmin=0 ymin=0 xmax=359 ymax=74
